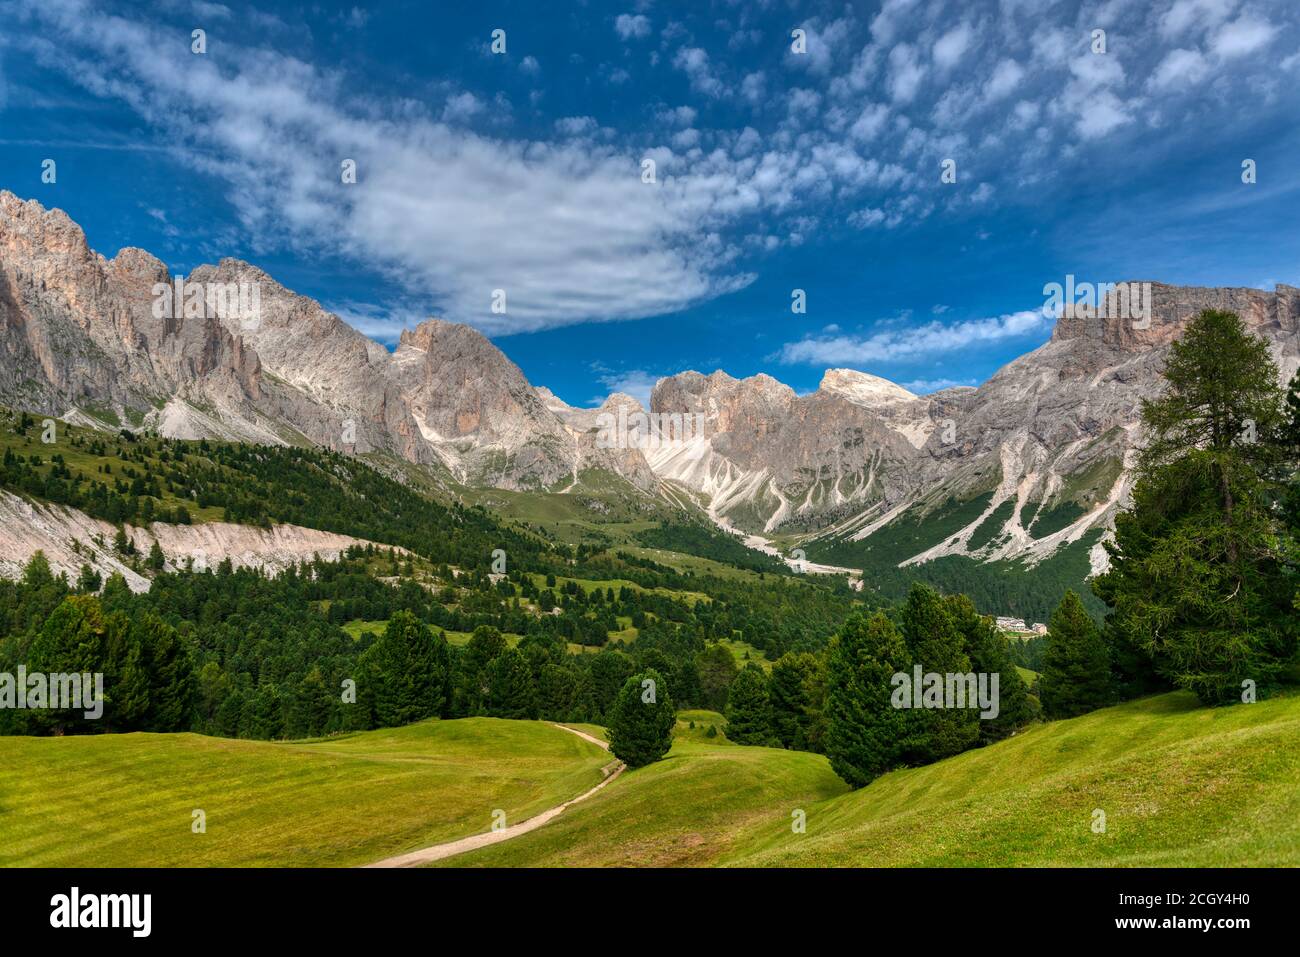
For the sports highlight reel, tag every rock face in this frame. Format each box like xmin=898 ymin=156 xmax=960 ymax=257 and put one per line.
xmin=649 ymin=283 xmax=1300 ymax=570
xmin=0 ymin=192 xmax=630 ymax=490
xmin=4 ymin=191 xmax=1299 ymax=574
xmin=0 ymin=490 xmax=401 ymax=593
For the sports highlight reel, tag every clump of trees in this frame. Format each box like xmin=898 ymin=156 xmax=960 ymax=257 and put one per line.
xmin=822 ymin=583 xmax=1033 ymax=788
xmin=1095 ymin=309 xmax=1300 ymax=705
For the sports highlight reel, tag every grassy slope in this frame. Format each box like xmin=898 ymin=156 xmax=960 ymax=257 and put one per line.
xmin=0 ymin=718 xmax=609 ymax=867
xmin=5 ymin=692 xmax=1295 ymax=868
xmin=448 ymin=691 xmax=1300 ymax=867
xmin=439 ymin=736 xmax=848 ymax=868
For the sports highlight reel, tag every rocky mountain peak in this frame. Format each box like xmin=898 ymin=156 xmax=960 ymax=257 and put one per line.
xmin=819 ymin=368 xmax=918 ymax=405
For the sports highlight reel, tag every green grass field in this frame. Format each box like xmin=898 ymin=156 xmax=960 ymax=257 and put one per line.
xmin=447 ymin=691 xmax=1300 ymax=867
xmin=4 ymin=691 xmax=1297 ymax=868
xmin=0 ymin=718 xmax=609 ymax=867
xmin=441 ymin=734 xmax=848 ymax=867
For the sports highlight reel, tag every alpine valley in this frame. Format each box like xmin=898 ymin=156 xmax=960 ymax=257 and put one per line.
xmin=3 ymin=190 xmax=1299 ymax=620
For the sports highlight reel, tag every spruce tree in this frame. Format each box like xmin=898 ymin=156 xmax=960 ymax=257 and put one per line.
xmin=944 ymin=593 xmax=1034 ymax=742
xmin=1094 ymin=309 xmax=1298 ymax=704
xmin=768 ymin=651 xmax=824 ymax=750
xmin=824 ymin=611 xmax=911 ymax=788
xmin=1039 ymin=590 xmax=1111 ymax=718
xmin=76 ymin=563 xmax=102 ymax=594
xmin=696 ymin=643 xmax=738 ymax=712
xmin=364 ymin=611 xmax=448 ymax=727
xmin=454 ymin=625 xmax=507 ymax=715
xmin=24 ymin=596 xmax=108 ymax=734
xmin=607 ymin=668 xmax=675 ymax=768
xmin=103 ymin=612 xmax=151 ymax=731
xmin=486 ymin=648 xmax=537 ymax=719
xmin=725 ymin=663 xmax=773 ymax=745
xmin=141 ymin=613 xmax=197 ymax=731
xmin=898 ymin=583 xmax=979 ymax=762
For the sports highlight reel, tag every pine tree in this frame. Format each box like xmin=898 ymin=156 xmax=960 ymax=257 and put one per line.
xmin=486 ymin=648 xmax=537 ymax=719
xmin=363 ymin=611 xmax=448 ymax=727
xmin=76 ymin=563 xmax=102 ymax=594
xmin=696 ymin=643 xmax=738 ymax=712
xmin=725 ymin=663 xmax=773 ymax=745
xmin=1039 ymin=591 xmax=1111 ymax=718
xmin=24 ymin=595 xmax=109 ymax=734
xmin=103 ymin=612 xmax=151 ymax=731
xmin=768 ymin=652 xmax=823 ymax=750
xmin=21 ymin=551 xmax=55 ymax=589
xmin=1094 ymin=309 xmax=1298 ymax=704
xmin=824 ymin=612 xmax=910 ymax=788
xmin=944 ymin=593 xmax=1034 ymax=743
xmin=537 ymin=662 xmax=577 ymax=720
xmin=607 ymin=668 xmax=675 ymax=768
xmin=148 ymin=540 xmax=166 ymax=572
xmin=898 ymin=583 xmax=979 ymax=762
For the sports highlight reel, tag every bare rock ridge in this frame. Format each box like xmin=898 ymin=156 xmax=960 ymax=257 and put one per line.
xmin=4 ymin=190 xmax=1299 ymax=573
xmin=649 ymin=282 xmax=1300 ymax=571
xmin=0 ymin=191 xmax=644 ymax=490
xmin=0 ymin=490 xmax=399 ymax=593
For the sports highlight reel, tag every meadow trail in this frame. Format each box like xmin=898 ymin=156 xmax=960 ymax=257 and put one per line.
xmin=363 ymin=724 xmax=623 ymax=868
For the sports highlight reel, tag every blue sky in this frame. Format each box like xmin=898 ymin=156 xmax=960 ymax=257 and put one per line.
xmin=2 ymin=0 xmax=1299 ymax=407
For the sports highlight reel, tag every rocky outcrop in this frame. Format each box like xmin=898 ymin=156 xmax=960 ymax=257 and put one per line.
xmin=0 ymin=192 xmax=636 ymax=491
xmin=0 ymin=490 xmax=403 ymax=592
xmin=647 ymin=283 xmax=1300 ymax=569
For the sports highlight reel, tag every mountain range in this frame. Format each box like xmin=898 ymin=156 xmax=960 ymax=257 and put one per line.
xmin=4 ymin=189 xmax=1299 ymax=598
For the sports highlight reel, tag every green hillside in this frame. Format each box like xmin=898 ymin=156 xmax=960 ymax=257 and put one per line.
xmin=3 ymin=692 xmax=1296 ymax=868
xmin=0 ymin=718 xmax=609 ymax=867
xmin=448 ymin=691 xmax=1300 ymax=867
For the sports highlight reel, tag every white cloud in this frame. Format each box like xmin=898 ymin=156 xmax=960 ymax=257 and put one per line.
xmin=933 ymin=23 xmax=974 ymax=71
xmin=555 ymin=115 xmax=598 ymax=136
xmin=657 ymin=105 xmax=697 ymax=127
xmin=983 ymin=59 xmax=1024 ymax=102
xmin=673 ymin=46 xmax=725 ymax=98
xmin=1148 ymin=48 xmax=1208 ymax=90
xmin=614 ymin=14 xmax=651 ymax=41
xmin=788 ymin=18 xmax=853 ymax=76
xmin=1074 ymin=91 xmax=1133 ymax=138
xmin=441 ymin=92 xmax=484 ymax=123
xmin=327 ymin=299 xmax=428 ymax=344
xmin=1159 ymin=0 xmax=1238 ymax=40
xmin=595 ymin=368 xmax=660 ymax=406
xmin=778 ymin=310 xmax=1050 ymax=365
xmin=901 ymin=377 xmax=976 ymax=393
xmin=1209 ymin=15 xmax=1278 ymax=58
xmin=16 ymin=0 xmax=771 ymax=335
xmin=670 ymin=127 xmax=700 ymax=149
xmin=887 ymin=43 xmax=926 ymax=103
xmin=849 ymin=102 xmax=890 ymax=141
xmin=787 ymin=87 xmax=823 ymax=118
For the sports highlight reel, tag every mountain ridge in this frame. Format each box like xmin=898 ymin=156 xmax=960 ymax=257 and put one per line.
xmin=4 ymin=190 xmax=1299 ymax=589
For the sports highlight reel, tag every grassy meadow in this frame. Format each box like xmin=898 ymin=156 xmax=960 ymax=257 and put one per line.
xmin=3 ymin=691 xmax=1296 ymax=868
